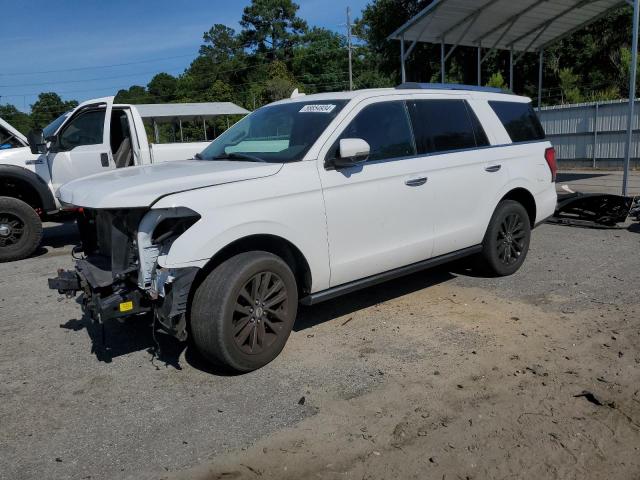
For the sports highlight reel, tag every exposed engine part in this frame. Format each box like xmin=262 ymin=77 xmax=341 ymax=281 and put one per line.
xmin=136 ymin=208 xmax=200 ymax=290
xmin=49 ymin=207 xmax=201 ymax=343
xmin=549 ymin=192 xmax=635 ymax=228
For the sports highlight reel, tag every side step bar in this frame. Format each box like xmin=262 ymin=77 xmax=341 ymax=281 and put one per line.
xmin=300 ymin=245 xmax=482 ymax=306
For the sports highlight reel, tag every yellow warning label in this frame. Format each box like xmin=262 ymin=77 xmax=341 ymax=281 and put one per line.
xmin=119 ymin=301 xmax=134 ymax=312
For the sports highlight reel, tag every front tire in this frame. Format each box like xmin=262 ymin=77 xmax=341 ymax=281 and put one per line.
xmin=0 ymin=196 xmax=43 ymax=263
xmin=190 ymin=251 xmax=298 ymax=372
xmin=479 ymin=200 xmax=531 ymax=277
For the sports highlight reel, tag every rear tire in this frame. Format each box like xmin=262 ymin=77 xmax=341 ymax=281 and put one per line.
xmin=190 ymin=251 xmax=298 ymax=372
xmin=0 ymin=196 xmax=43 ymax=263
xmin=479 ymin=200 xmax=531 ymax=277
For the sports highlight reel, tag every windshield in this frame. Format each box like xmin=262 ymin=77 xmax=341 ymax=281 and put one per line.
xmin=198 ymin=100 xmax=348 ymax=163
xmin=43 ymin=112 xmax=70 ymax=139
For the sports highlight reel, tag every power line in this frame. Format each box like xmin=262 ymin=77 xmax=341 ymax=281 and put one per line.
xmin=0 ymin=38 xmax=348 ymax=90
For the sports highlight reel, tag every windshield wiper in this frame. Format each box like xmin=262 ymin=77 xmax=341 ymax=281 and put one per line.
xmin=194 ymin=152 xmax=204 ymax=160
xmin=212 ymin=152 xmax=267 ymax=163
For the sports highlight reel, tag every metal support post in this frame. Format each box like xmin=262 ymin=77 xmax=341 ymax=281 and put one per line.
xmin=152 ymin=119 xmax=159 ymax=144
xmin=477 ymin=46 xmax=482 ymax=86
xmin=538 ymin=50 xmax=544 ymax=108
xmin=401 ymin=35 xmax=406 ymax=83
xmin=441 ymin=40 xmax=446 ymax=83
xmin=593 ymin=103 xmax=599 ymax=169
xmin=347 ymin=7 xmax=353 ymax=91
xmin=509 ymin=48 xmax=514 ymax=91
xmin=623 ymin=0 xmax=639 ymax=196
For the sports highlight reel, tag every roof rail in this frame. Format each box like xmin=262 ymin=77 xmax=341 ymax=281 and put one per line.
xmin=396 ymin=82 xmax=505 ymax=94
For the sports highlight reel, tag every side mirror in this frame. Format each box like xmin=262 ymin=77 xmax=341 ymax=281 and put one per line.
xmin=27 ymin=129 xmax=47 ymax=155
xmin=332 ymin=138 xmax=370 ymax=168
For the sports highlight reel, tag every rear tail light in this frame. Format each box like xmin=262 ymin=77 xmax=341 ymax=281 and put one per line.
xmin=545 ymin=147 xmax=557 ymax=182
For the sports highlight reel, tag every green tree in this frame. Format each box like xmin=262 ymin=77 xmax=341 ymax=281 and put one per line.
xmin=30 ymin=93 xmax=78 ymax=129
xmin=558 ymin=68 xmax=583 ymax=104
xmin=115 ymin=85 xmax=152 ymax=104
xmin=263 ymin=60 xmax=299 ymax=102
xmin=486 ymin=72 xmax=507 ymax=90
xmin=0 ymin=104 xmax=33 ymax=135
xmin=240 ymin=0 xmax=308 ymax=60
xmin=200 ymin=24 xmax=242 ymax=63
xmin=292 ymin=27 xmax=349 ymax=92
xmin=205 ymin=80 xmax=235 ymax=102
xmin=148 ymin=73 xmax=178 ymax=102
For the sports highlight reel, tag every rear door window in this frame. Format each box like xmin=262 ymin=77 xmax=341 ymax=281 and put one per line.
xmin=331 ymin=101 xmax=415 ymax=162
xmin=489 ymin=101 xmax=546 ymax=143
xmin=407 ymin=99 xmax=489 ymax=155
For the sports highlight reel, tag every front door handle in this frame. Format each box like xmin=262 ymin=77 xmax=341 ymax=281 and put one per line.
xmin=100 ymin=153 xmax=109 ymax=167
xmin=405 ymin=177 xmax=428 ymax=187
xmin=485 ymin=165 xmax=502 ymax=173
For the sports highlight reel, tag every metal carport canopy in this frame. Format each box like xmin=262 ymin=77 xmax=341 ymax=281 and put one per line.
xmin=389 ymin=0 xmax=627 ymax=53
xmin=389 ymin=0 xmax=639 ymax=196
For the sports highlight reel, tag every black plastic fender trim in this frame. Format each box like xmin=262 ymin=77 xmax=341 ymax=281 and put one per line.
xmin=0 ymin=164 xmax=57 ymax=213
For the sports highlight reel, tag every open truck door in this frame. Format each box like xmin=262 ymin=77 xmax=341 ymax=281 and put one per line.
xmin=47 ymin=97 xmax=114 ymax=193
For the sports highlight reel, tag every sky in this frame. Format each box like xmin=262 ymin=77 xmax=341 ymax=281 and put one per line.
xmin=0 ymin=0 xmax=371 ymax=112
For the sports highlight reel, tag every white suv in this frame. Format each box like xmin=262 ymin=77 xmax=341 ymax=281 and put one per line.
xmin=49 ymin=84 xmax=558 ymax=372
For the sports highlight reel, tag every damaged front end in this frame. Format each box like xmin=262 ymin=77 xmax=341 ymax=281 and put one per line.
xmin=48 ymin=207 xmax=200 ymax=340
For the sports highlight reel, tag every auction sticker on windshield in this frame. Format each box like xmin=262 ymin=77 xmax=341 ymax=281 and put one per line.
xmin=299 ymin=104 xmax=337 ymax=113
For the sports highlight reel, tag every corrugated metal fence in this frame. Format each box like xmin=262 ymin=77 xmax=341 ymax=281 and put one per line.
xmin=537 ymin=99 xmax=640 ymax=169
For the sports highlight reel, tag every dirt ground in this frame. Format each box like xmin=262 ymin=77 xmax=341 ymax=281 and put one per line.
xmin=1 ymin=221 xmax=639 ymax=480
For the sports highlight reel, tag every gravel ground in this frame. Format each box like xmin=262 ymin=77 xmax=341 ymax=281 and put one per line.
xmin=556 ymin=169 xmax=640 ymax=196
xmin=0 ymin=220 xmax=639 ymax=479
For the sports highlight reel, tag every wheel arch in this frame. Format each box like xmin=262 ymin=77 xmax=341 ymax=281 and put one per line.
xmin=192 ymin=233 xmax=313 ymax=300
xmin=0 ymin=165 xmax=57 ymax=214
xmin=499 ymin=187 xmax=537 ymax=228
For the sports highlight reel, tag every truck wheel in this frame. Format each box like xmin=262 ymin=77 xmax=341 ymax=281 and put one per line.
xmin=479 ymin=200 xmax=531 ymax=277
xmin=190 ymin=251 xmax=298 ymax=372
xmin=0 ymin=196 xmax=43 ymax=263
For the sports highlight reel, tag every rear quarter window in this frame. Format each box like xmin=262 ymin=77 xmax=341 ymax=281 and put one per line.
xmin=489 ymin=101 xmax=546 ymax=143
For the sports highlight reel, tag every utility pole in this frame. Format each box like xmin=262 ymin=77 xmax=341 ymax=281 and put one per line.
xmin=347 ymin=7 xmax=353 ymax=91
xmin=623 ymin=0 xmax=639 ymax=196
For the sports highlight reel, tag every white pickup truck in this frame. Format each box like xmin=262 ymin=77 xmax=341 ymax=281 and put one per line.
xmin=0 ymin=96 xmax=248 ymax=262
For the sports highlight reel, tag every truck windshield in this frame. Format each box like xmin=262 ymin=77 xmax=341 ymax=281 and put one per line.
xmin=43 ymin=112 xmax=70 ymax=139
xmin=198 ymin=100 xmax=348 ymax=163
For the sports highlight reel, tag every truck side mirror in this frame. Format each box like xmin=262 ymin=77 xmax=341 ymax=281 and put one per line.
xmin=27 ymin=129 xmax=47 ymax=155
xmin=332 ymin=138 xmax=370 ymax=168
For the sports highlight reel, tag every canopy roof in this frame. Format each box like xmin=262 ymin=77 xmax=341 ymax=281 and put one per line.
xmin=133 ymin=102 xmax=249 ymax=123
xmin=389 ymin=0 xmax=627 ymax=52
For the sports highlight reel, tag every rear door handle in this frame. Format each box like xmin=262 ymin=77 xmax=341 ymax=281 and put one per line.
xmin=485 ymin=165 xmax=502 ymax=173
xmin=100 ymin=153 xmax=110 ymax=167
xmin=405 ymin=177 xmax=428 ymax=187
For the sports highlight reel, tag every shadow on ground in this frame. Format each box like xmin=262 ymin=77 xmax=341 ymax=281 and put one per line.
xmin=42 ymin=222 xmax=80 ymax=249
xmin=556 ymin=172 xmax=611 ymax=182
xmin=55 ymin=258 xmax=489 ymax=376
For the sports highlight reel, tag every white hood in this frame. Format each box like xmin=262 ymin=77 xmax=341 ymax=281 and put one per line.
xmin=58 ymin=160 xmax=283 ymax=209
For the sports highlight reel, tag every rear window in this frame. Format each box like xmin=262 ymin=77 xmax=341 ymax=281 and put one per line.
xmin=407 ymin=100 xmax=490 ymax=155
xmin=489 ymin=101 xmax=546 ymax=143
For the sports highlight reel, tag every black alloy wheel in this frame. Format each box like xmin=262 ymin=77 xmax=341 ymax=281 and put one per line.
xmin=233 ymin=271 xmax=289 ymax=355
xmin=496 ymin=212 xmax=527 ymax=266
xmin=190 ymin=251 xmax=298 ymax=372
xmin=0 ymin=213 xmax=25 ymax=248
xmin=479 ymin=200 xmax=531 ymax=277
xmin=0 ymin=196 xmax=43 ymax=263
